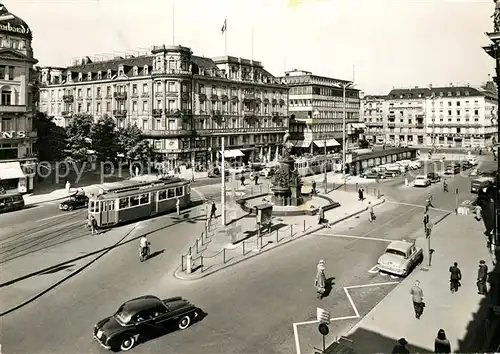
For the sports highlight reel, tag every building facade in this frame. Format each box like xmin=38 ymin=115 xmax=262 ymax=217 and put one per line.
xmin=39 ymin=45 xmax=289 ymax=170
xmin=360 ymin=84 xmax=498 ymax=148
xmin=0 ymin=5 xmax=38 ymax=193
xmin=360 ymin=94 xmax=386 ymax=144
xmin=278 ymin=69 xmax=362 ymax=154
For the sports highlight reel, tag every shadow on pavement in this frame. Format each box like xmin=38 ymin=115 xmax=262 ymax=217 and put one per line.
xmin=147 ymin=249 xmax=165 ymax=261
xmin=38 ymin=263 xmax=75 ymax=275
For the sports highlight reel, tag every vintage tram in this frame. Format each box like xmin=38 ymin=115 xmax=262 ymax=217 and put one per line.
xmin=88 ymin=177 xmax=191 ymax=228
xmin=294 ymin=154 xmax=342 ymax=177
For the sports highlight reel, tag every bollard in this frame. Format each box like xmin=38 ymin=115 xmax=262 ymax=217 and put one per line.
xmin=344 ymin=183 xmax=347 ymax=191
xmin=355 ymin=183 xmax=358 ymax=192
xmin=303 ymin=219 xmax=306 ymax=231
xmin=201 ymin=232 xmax=204 ymax=246
xmin=196 ymin=239 xmax=199 ymax=253
xmin=186 ymin=255 xmax=192 ymax=274
xmin=222 ymin=248 xmax=226 ymax=263
xmin=276 ymin=229 xmax=279 ymax=243
xmin=242 ymin=241 xmax=246 ymax=256
xmin=200 ymin=256 xmax=204 ymax=270
xmin=181 ymin=255 xmax=185 ymax=271
xmin=189 ymin=246 xmax=192 ymax=256
xmin=377 ymin=189 xmax=381 ymax=199
xmin=291 ymin=225 xmax=293 ymax=237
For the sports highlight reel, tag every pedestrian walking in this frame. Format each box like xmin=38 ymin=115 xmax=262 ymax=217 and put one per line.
xmin=312 ymin=181 xmax=317 ymax=195
xmin=477 ymin=260 xmax=488 ymax=295
xmin=358 ymin=187 xmax=364 ymax=201
xmin=434 ymin=329 xmax=451 ymax=353
xmin=65 ymin=180 xmax=71 ymax=194
xmin=410 ymin=280 xmax=424 ymax=319
xmin=240 ymin=175 xmax=245 ymax=186
xmin=391 ymin=338 xmax=410 ymax=354
xmin=423 ymin=212 xmax=429 ymax=232
xmin=427 ymin=193 xmax=435 ymax=208
xmin=254 ymin=174 xmax=259 ymax=185
xmin=315 ymin=259 xmax=327 ymax=299
xmin=318 ymin=206 xmax=325 ymax=225
xmin=210 ymin=201 xmax=217 ymax=220
xmin=368 ymin=202 xmax=375 ymax=222
xmin=176 ymin=197 xmax=180 ymax=215
xmin=474 ymin=204 xmax=482 ymax=221
xmin=449 ymin=262 xmax=462 ymax=293
xmin=88 ymin=215 xmax=99 ymax=235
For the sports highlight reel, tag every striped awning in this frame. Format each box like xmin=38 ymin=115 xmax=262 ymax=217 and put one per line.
xmin=314 ymin=139 xmax=340 ymax=148
xmin=291 ymin=140 xmax=312 ymax=148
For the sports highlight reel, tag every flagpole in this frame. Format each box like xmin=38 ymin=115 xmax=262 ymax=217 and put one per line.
xmin=224 ymin=17 xmax=228 ymax=55
xmin=251 ymin=24 xmax=254 ymax=61
xmin=172 ymin=1 xmax=175 ymax=45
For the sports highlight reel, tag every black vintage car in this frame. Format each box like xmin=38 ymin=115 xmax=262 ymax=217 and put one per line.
xmin=93 ymin=295 xmax=199 ymax=351
xmin=427 ymin=172 xmax=441 ymax=183
xmin=59 ymin=194 xmax=89 ymax=211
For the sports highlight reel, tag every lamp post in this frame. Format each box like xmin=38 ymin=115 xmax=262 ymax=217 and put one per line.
xmin=221 ymin=136 xmax=226 ymax=226
xmin=430 ymin=94 xmax=437 ymax=149
xmin=340 ymin=81 xmax=354 ymax=181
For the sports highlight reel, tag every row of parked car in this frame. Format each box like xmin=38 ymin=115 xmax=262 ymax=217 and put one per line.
xmin=360 ymin=159 xmax=422 ymax=179
xmin=413 ymin=157 xmax=479 ymax=187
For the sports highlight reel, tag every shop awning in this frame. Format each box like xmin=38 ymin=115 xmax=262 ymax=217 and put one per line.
xmin=357 ymin=123 xmax=367 ymax=129
xmin=351 ymin=123 xmax=360 ymax=129
xmin=314 ymin=139 xmax=341 ymax=148
xmin=291 ymin=140 xmax=312 ymax=148
xmin=222 ymin=149 xmax=245 ymax=158
xmin=0 ymin=162 xmax=25 ymax=180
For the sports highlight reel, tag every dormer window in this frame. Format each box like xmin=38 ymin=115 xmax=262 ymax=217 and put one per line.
xmin=143 ymin=65 xmax=149 ymax=75
xmin=107 ymin=69 xmax=112 ymax=79
xmin=118 ymin=65 xmax=124 ymax=76
xmin=447 ymin=92 xmax=452 ymax=96
xmin=456 ymin=91 xmax=460 ymax=96
xmin=465 ymin=91 xmax=469 ymax=96
xmin=133 ymin=66 xmax=138 ymax=76
xmin=87 ymin=72 xmax=92 ymax=81
xmin=97 ymin=71 xmax=102 ymax=80
xmin=67 ymin=73 xmax=72 ymax=81
xmin=78 ymin=73 xmax=83 ymax=81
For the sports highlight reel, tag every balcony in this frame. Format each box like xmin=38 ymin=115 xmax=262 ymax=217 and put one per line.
xmin=181 ymin=109 xmax=192 ymax=117
xmin=387 ymin=114 xmax=396 ymax=119
xmin=0 ymin=105 xmax=27 ymax=113
xmin=76 ymin=96 xmax=83 ymax=102
xmin=114 ymin=92 xmax=127 ymax=100
xmin=142 ymin=129 xmax=192 ymax=138
xmin=130 ymin=92 xmax=138 ymax=98
xmin=95 ymin=95 xmax=102 ymax=100
xmin=415 ymin=114 xmax=424 ymax=119
xmin=61 ymin=111 xmax=73 ymax=117
xmin=199 ymin=93 xmax=207 ymax=101
xmin=165 ymin=109 xmax=181 ymax=117
xmin=211 ymin=110 xmax=222 ymax=117
xmin=141 ymin=93 xmax=150 ymax=98
xmin=113 ymin=109 xmax=127 ymax=117
xmin=152 ymin=68 xmax=192 ymax=77
xmin=387 ymin=123 xmax=396 ymax=128
xmin=243 ymin=94 xmax=255 ymax=102
xmin=63 ymin=95 xmax=74 ymax=103
xmin=152 ymin=109 xmax=162 ymax=117
xmin=195 ymin=127 xmax=286 ymax=136
xmin=415 ymin=123 xmax=424 ymax=128
xmin=244 ymin=110 xmax=255 ymax=117
xmin=210 ymin=94 xmax=218 ymax=101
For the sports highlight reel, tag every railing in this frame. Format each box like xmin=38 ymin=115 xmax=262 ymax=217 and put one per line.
xmin=0 ymin=105 xmax=27 ymax=112
xmin=62 ymin=95 xmax=74 ymax=102
xmin=142 ymin=129 xmax=192 ymax=137
xmin=61 ymin=111 xmax=73 ymax=117
xmin=114 ymin=92 xmax=127 ymax=100
xmin=152 ymin=109 xmax=162 ymax=117
xmin=113 ymin=109 xmax=127 ymax=117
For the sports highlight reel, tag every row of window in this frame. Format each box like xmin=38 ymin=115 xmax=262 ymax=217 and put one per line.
xmin=289 ymin=99 xmax=359 ymax=109
xmin=288 ymin=86 xmax=359 ymax=98
xmin=0 ymin=66 xmax=15 ymax=81
xmin=1 ymin=118 xmax=31 ymax=131
xmin=118 ymin=186 xmax=185 ymax=209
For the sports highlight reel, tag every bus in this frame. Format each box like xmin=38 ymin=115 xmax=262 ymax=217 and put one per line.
xmin=0 ymin=191 xmax=25 ymax=213
xmin=88 ymin=177 xmax=191 ymax=228
xmin=471 ymin=176 xmax=495 ymax=193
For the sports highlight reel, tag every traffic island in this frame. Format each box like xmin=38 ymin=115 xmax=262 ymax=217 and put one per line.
xmin=174 ymin=191 xmax=386 ymax=280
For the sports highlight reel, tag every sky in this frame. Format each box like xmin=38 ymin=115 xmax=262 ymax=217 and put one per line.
xmin=4 ymin=0 xmax=495 ymax=94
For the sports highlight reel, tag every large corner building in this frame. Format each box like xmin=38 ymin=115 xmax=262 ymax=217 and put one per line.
xmin=0 ymin=5 xmax=38 ymax=193
xmin=38 ymin=45 xmax=289 ymax=170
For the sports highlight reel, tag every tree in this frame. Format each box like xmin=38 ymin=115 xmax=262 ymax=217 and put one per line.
xmin=65 ymin=113 xmax=93 ymax=162
xmin=90 ymin=114 xmax=117 ymax=162
xmin=33 ymin=112 xmax=66 ymax=161
xmin=116 ymin=124 xmax=154 ymax=174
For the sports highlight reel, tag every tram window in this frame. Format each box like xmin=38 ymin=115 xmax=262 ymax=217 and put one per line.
xmin=130 ymin=196 xmax=140 ymax=207
xmin=185 ymin=185 xmax=190 ymax=194
xmin=102 ymin=202 xmax=107 ymax=212
xmin=89 ymin=201 xmax=95 ymax=212
xmin=159 ymin=190 xmax=167 ymax=200
xmin=139 ymin=194 xmax=149 ymax=204
xmin=168 ymin=189 xmax=175 ymax=198
xmin=175 ymin=186 xmax=183 ymax=197
xmin=119 ymin=198 xmax=129 ymax=209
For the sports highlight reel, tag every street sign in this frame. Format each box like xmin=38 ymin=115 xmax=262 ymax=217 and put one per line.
xmin=316 ymin=307 xmax=330 ymax=324
xmin=318 ymin=323 xmax=329 ymax=336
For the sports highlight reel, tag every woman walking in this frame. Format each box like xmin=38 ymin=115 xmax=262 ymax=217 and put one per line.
xmin=315 ymin=260 xmax=327 ymax=299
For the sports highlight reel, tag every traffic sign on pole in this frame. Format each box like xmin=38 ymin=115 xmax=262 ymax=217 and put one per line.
xmin=317 ymin=307 xmax=330 ymax=324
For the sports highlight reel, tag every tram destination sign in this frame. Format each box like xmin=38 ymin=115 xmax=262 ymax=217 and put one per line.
xmin=0 ymin=131 xmax=26 ymax=139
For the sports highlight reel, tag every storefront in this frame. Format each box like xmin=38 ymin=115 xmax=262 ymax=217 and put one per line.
xmin=0 ymin=161 xmax=32 ymax=193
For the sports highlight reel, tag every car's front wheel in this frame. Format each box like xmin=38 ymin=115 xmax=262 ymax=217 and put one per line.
xmin=67 ymin=205 xmax=73 ymax=211
xmin=178 ymin=315 xmax=191 ymax=330
xmin=119 ymin=336 xmax=135 ymax=351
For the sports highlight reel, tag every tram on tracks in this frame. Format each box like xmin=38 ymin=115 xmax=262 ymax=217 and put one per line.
xmin=87 ymin=177 xmax=191 ymax=228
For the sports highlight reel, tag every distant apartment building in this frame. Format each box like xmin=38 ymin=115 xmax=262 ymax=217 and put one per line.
xmin=0 ymin=5 xmax=38 ymax=193
xmin=360 ymin=83 xmax=498 ymax=148
xmin=38 ymin=45 xmax=289 ymax=170
xmin=278 ymin=69 xmax=363 ymax=154
xmin=360 ymin=94 xmax=386 ymax=144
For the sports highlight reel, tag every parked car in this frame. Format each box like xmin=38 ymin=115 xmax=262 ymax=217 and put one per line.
xmin=469 ymin=168 xmax=480 ymax=177
xmin=377 ymin=240 xmax=423 ymax=277
xmin=426 ymin=172 xmax=441 ymax=183
xmin=413 ymin=175 xmax=431 ymax=187
xmin=461 ymin=161 xmax=472 ymax=170
xmin=408 ymin=160 xmax=422 ymax=170
xmin=467 ymin=158 xmax=479 ymax=166
xmin=444 ymin=164 xmax=460 ymax=175
xmin=208 ymin=167 xmax=229 ymax=178
xmin=384 ymin=164 xmax=403 ymax=174
xmin=259 ymin=166 xmax=276 ymax=178
xmin=59 ymin=194 xmax=89 ymax=211
xmin=93 ymin=295 xmax=200 ymax=352
xmin=382 ymin=170 xmax=399 ymax=178
xmin=361 ymin=169 xmax=383 ymax=179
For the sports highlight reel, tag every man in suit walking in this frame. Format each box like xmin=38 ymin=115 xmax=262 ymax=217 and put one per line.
xmin=477 ymin=260 xmax=488 ymax=295
xmin=449 ymin=262 xmax=462 ymax=293
xmin=410 ymin=280 xmax=424 ymax=319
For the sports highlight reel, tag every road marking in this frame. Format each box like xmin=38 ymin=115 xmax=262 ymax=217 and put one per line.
xmin=37 ymin=213 xmax=74 ymax=222
xmin=368 ymin=265 xmax=379 ymax=273
xmin=386 ymin=201 xmax=454 ymax=213
xmin=292 ymin=281 xmax=400 ymax=354
xmin=363 ymin=206 xmax=419 ymax=236
xmin=314 ymin=233 xmax=394 ymax=243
